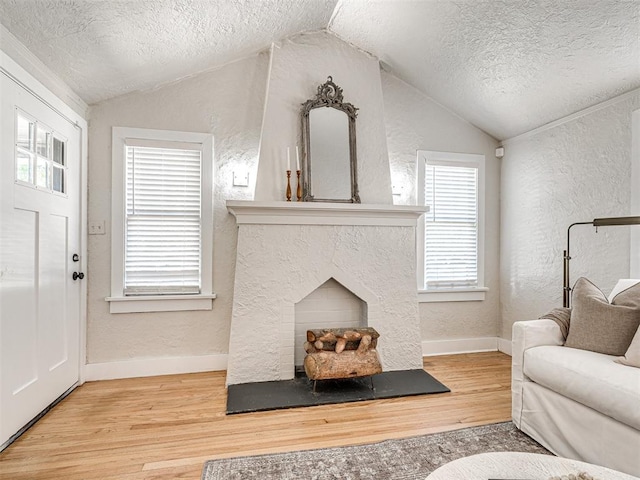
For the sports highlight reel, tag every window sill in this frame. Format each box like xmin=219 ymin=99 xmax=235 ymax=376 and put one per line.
xmin=105 ymin=293 xmax=217 ymax=313
xmin=418 ymin=287 xmax=488 ymax=303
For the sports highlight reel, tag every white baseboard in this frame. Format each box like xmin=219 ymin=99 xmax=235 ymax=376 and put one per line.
xmin=83 ymin=339 xmax=513 ymax=381
xmin=422 ymin=337 xmax=510 ymax=356
xmin=497 ymin=337 xmax=512 ymax=356
xmin=84 ymin=354 xmax=228 ymax=381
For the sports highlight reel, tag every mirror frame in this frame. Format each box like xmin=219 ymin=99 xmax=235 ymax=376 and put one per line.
xmin=301 ymin=76 xmax=361 ymax=203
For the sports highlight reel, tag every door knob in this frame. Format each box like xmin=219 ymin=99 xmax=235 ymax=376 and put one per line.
xmin=72 ymin=272 xmax=85 ymax=281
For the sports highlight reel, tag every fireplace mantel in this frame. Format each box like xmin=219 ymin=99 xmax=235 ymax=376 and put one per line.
xmin=226 ymin=200 xmax=428 ymax=226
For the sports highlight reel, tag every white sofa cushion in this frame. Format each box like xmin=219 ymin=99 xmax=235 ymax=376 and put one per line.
xmin=524 ymin=345 xmax=640 ymax=430
xmin=617 ymin=326 xmax=640 ymax=368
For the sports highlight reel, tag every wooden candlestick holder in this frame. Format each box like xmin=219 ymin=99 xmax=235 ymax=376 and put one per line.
xmin=296 ymin=170 xmax=302 ymax=201
xmin=286 ymin=170 xmax=292 ymax=202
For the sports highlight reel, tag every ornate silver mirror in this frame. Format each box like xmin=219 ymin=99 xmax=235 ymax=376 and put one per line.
xmin=301 ymin=77 xmax=360 ymax=203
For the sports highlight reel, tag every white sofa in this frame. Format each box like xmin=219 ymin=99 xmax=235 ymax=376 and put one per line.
xmin=512 ymin=318 xmax=640 ymax=477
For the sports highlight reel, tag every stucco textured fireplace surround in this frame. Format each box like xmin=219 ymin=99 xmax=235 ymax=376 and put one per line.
xmin=225 ymin=201 xmax=427 ymax=386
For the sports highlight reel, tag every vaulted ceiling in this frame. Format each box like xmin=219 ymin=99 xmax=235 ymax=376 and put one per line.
xmin=1 ymin=0 xmax=638 ymax=140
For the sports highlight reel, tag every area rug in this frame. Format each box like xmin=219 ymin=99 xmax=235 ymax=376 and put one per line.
xmin=201 ymin=421 xmax=550 ymax=480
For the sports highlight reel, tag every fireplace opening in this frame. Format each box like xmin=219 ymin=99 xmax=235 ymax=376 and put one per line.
xmin=294 ymin=278 xmax=367 ymax=368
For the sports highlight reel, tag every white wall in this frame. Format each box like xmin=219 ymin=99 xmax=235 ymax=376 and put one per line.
xmin=86 ymin=53 xmax=269 ymax=364
xmin=86 ymin=33 xmax=505 ymax=371
xmin=381 ymin=72 xmax=502 ymax=342
xmin=500 ymin=91 xmax=640 ymax=339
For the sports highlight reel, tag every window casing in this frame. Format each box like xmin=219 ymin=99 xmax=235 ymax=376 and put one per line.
xmin=108 ymin=127 xmax=215 ymax=313
xmin=417 ymin=151 xmax=487 ymax=302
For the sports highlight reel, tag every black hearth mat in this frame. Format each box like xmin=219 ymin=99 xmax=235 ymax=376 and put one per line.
xmin=226 ymin=369 xmax=450 ymax=414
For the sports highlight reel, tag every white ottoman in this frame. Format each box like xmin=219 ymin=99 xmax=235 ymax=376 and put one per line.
xmin=426 ymin=452 xmax=636 ymax=479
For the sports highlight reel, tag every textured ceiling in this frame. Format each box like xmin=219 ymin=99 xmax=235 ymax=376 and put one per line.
xmin=330 ymin=0 xmax=640 ymax=140
xmin=0 ymin=0 xmax=338 ymax=104
xmin=1 ymin=0 xmax=638 ymax=140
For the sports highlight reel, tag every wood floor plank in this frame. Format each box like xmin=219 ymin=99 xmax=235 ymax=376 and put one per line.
xmin=0 ymin=352 xmax=512 ymax=480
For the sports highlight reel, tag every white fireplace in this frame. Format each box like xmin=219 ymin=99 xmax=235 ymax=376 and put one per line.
xmin=225 ymin=201 xmax=427 ymax=385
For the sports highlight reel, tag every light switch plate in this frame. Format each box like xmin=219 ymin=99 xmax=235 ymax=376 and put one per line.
xmin=89 ymin=220 xmax=105 ymax=235
xmin=233 ymin=171 xmax=249 ymax=187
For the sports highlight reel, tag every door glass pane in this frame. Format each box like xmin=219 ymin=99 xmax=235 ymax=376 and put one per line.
xmin=53 ymin=137 xmax=65 ymax=165
xmin=16 ymin=150 xmax=34 ymax=183
xmin=36 ymin=128 xmax=50 ymax=158
xmin=17 ymin=114 xmax=34 ymax=151
xmin=36 ymin=157 xmax=49 ymax=188
xmin=52 ymin=165 xmax=64 ymax=193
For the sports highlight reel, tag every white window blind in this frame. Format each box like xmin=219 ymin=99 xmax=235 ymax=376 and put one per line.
xmin=124 ymin=144 xmax=202 ymax=295
xmin=424 ymin=162 xmax=478 ymax=289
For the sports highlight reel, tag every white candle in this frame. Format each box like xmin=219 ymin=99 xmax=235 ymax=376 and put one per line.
xmin=296 ymin=146 xmax=300 ymax=171
xmin=287 ymin=147 xmax=291 ymax=171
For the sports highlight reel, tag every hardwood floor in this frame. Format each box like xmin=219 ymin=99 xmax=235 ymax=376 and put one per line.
xmin=0 ymin=352 xmax=512 ymax=480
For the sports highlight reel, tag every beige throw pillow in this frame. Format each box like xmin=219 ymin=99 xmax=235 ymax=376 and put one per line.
xmin=565 ymin=277 xmax=640 ymax=356
xmin=540 ymin=307 xmax=571 ymax=340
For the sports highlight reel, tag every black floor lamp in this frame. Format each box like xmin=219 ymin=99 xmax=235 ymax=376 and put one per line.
xmin=563 ymin=216 xmax=640 ymax=308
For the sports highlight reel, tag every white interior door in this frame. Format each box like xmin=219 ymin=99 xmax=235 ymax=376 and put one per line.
xmin=0 ymin=71 xmax=82 ymax=447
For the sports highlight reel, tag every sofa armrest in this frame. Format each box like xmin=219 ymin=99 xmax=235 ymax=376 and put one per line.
xmin=513 ymin=319 xmax=565 ymax=352
xmin=511 ymin=319 xmax=564 ymax=427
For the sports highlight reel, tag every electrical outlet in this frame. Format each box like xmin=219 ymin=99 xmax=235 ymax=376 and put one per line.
xmin=89 ymin=221 xmax=105 ymax=235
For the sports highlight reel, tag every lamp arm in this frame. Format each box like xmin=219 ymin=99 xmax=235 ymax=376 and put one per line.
xmin=563 ymin=221 xmax=594 ymax=308
xmin=563 ymin=216 xmax=640 ymax=308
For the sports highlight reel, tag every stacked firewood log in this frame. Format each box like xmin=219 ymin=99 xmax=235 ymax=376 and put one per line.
xmin=303 ymin=327 xmax=382 ymax=381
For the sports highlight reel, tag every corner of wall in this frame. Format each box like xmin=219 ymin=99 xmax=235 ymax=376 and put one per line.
xmin=499 ymin=90 xmax=640 ymax=341
xmin=631 ymin=109 xmax=640 ymax=277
